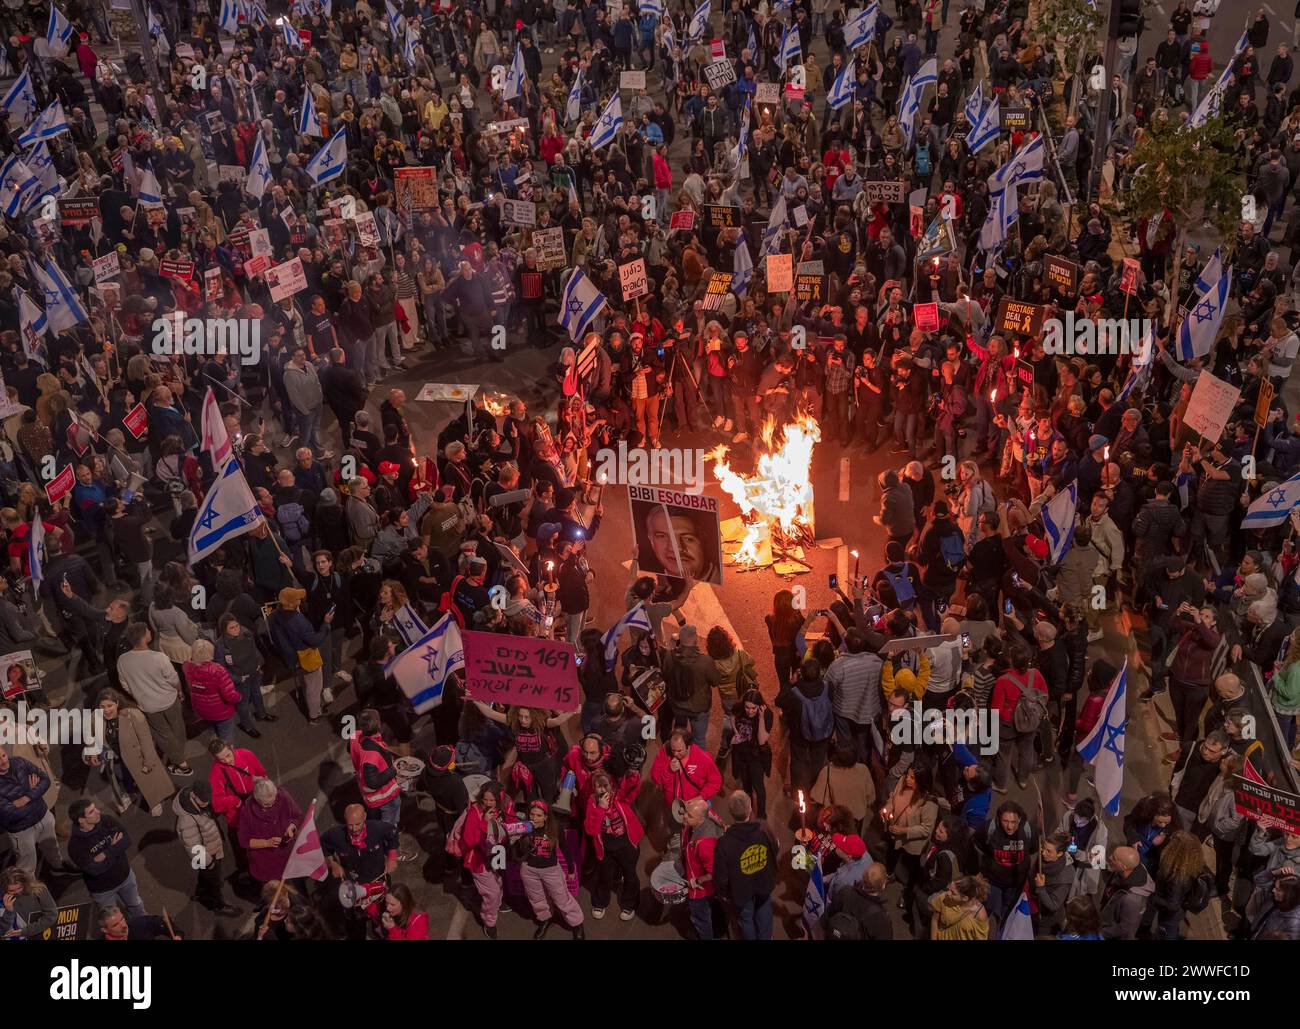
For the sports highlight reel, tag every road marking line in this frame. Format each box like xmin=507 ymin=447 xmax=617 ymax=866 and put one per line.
xmin=838 ymin=456 xmax=851 ymax=501
xmin=837 ymin=544 xmax=848 ymax=589
xmin=1264 ymin=3 xmax=1279 ymax=17
xmin=1152 ymin=2 xmax=1165 ymax=14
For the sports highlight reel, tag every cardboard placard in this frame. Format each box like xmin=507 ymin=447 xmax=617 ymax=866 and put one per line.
xmin=797 ymin=260 xmax=824 ymax=276
xmin=217 ymin=164 xmax=245 ymax=185
xmin=0 ymin=651 xmax=40 ymax=697
xmin=42 ymin=902 xmax=91 ymax=941
xmin=792 ymin=204 xmax=809 ymax=227
xmin=1120 ymin=256 xmax=1141 ymax=296
xmin=1183 ymin=371 xmax=1241 ymax=444
xmin=266 ymin=256 xmax=307 ymax=302
xmin=913 ymin=302 xmax=940 ymax=332
xmin=879 ymin=632 xmax=958 ymax=654
xmin=534 ymin=226 xmax=567 ymax=270
xmin=122 ymin=403 xmax=148 ymax=439
xmin=766 ymin=253 xmax=793 ymax=293
xmin=619 ymin=257 xmax=649 ymax=300
xmin=249 ymin=227 xmax=272 ymax=258
xmin=1256 ymin=378 xmax=1276 ymax=428
xmin=58 ymin=197 xmax=99 ymax=227
xmin=627 ymin=485 xmax=723 ymax=585
xmin=703 ymin=59 xmax=737 ymax=90
xmin=394 ymin=165 xmax=439 ymax=212
xmin=863 ymin=179 xmax=908 ymax=204
xmin=92 ymin=252 xmax=120 ymax=284
xmin=619 ymin=69 xmax=646 ymax=90
xmin=159 ymin=259 xmax=195 ymax=285
xmin=995 ymin=297 xmax=1046 ymax=336
xmin=703 ymin=204 xmax=741 ymax=229
xmin=44 ymin=464 xmax=75 ymax=504
xmin=669 ymin=210 xmax=696 ymax=232
xmin=795 ymin=273 xmax=825 ymax=303
xmin=353 ymin=211 xmax=381 ymax=248
xmin=462 ymin=630 xmax=581 ymax=711
xmin=755 ymin=82 xmax=780 ymax=104
xmin=1044 ymin=254 xmax=1080 ymax=295
xmin=1001 ymin=106 xmax=1030 ymax=130
xmin=501 ymin=198 xmax=536 ymax=226
xmin=710 ymin=38 xmax=726 ymax=60
xmin=1234 ymin=774 xmax=1300 ymax=834
xmin=204 ymin=266 xmax=223 ymax=301
xmin=701 ymin=270 xmax=733 ymax=311
xmin=243 ymin=254 xmax=271 ymax=277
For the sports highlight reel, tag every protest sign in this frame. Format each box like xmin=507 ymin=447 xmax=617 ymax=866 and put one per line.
xmin=1183 ymin=371 xmax=1241 ymax=443
xmin=266 ymin=257 xmax=307 ymax=302
xmin=766 ymin=253 xmax=793 ymax=292
xmin=619 ymin=257 xmax=649 ymax=301
xmin=628 ymin=485 xmax=723 ymax=585
xmin=462 ymin=631 xmax=580 ymax=711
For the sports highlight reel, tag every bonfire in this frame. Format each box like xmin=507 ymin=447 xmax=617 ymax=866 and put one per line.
xmin=711 ymin=415 xmax=821 ymax=570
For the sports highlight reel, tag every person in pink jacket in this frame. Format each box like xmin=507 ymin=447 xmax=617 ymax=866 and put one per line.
xmin=650 ymin=730 xmax=723 ymax=816
xmin=183 ymin=639 xmax=245 ymax=744
xmin=583 ymin=770 xmax=645 ymax=921
xmin=458 ymin=781 xmax=517 ymax=939
xmin=382 ymin=883 xmax=430 ymax=939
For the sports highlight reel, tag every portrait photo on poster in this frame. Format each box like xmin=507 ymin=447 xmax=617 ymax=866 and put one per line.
xmin=627 ymin=485 xmax=723 ymax=585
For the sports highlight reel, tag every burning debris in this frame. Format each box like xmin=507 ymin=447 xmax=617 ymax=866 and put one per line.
xmin=711 ymin=415 xmax=820 ymax=573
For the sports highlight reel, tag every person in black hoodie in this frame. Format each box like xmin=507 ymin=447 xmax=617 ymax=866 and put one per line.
xmin=825 ymin=862 xmax=894 ymax=939
xmin=778 ymin=658 xmax=834 ymax=794
xmin=975 ymin=800 xmax=1037 ymax=925
xmin=712 ymin=790 xmax=779 ymax=940
xmin=910 ymin=813 xmax=968 ymax=938
xmin=916 ymin=499 xmax=963 ymax=628
xmin=1171 ymin=731 xmax=1231 ymax=829
xmin=67 ymin=799 xmax=145 ymax=914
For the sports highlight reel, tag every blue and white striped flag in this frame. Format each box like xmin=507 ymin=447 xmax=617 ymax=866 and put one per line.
xmin=504 ymin=43 xmax=526 ymax=100
xmin=281 ymin=18 xmax=302 ymax=49
xmin=246 ymin=130 xmax=273 ymax=198
xmin=566 ymin=68 xmax=585 ymax=124
xmin=1194 ymin=246 xmax=1222 ymax=294
xmin=189 ymin=459 xmax=263 ymax=566
xmin=967 ymin=94 xmax=1000 ymax=154
xmin=1189 ymin=63 xmax=1232 ymax=129
xmin=385 ymin=613 xmax=464 ymax=713
xmin=746 ymin=22 xmax=757 ymax=57
xmin=761 ymin=194 xmax=787 ymax=256
xmin=963 ymin=81 xmax=984 ymax=127
xmin=0 ymin=154 xmax=37 ymax=218
xmin=299 ymin=89 xmax=323 ymax=137
xmin=688 ymin=0 xmax=711 ymax=40
xmin=147 ymin=5 xmax=169 ymax=49
xmin=602 ymin=602 xmax=652 ymax=669
xmin=136 ymin=163 xmax=163 ymax=205
xmin=1243 ymin=471 xmax=1300 ymax=528
xmin=18 ymin=289 xmax=46 ymax=361
xmin=1116 ymin=323 xmax=1155 ymax=402
xmin=559 ymin=266 xmax=608 ymax=340
xmin=987 ymin=133 xmax=1043 ymax=191
xmin=999 ymin=888 xmax=1034 ymax=940
xmin=392 ymin=602 xmax=430 ymax=648
xmin=28 ymin=517 xmax=45 ymax=590
xmin=47 ymin=6 xmax=74 ymax=55
xmin=16 ymin=102 xmax=70 ymax=148
xmin=777 ymin=23 xmax=801 ymax=73
xmin=843 ymin=2 xmax=879 ymax=49
xmin=802 ymin=854 xmax=829 ymax=939
xmin=1 ymin=70 xmax=37 ymax=125
xmin=404 ymin=24 xmax=419 ymax=67
xmin=588 ymin=91 xmax=622 ymax=150
xmin=305 ymin=124 xmax=348 ymax=185
xmin=1176 ymin=265 xmax=1230 ymax=361
xmin=218 ymin=0 xmax=241 ymax=33
xmin=1042 ymin=480 xmax=1078 ymax=564
xmin=828 ymin=58 xmax=855 ymax=110
xmin=732 ymin=229 xmax=754 ymax=295
xmin=898 ymin=58 xmax=937 ymax=148
xmin=34 ymin=258 xmax=86 ymax=334
xmin=642 ymin=0 xmax=664 ymax=17
xmin=385 ymin=0 xmax=403 ymax=37
xmin=1076 ymin=660 xmax=1128 ymax=816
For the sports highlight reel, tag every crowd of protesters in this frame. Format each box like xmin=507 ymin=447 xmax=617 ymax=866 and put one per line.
xmin=0 ymin=0 xmax=1298 ymax=943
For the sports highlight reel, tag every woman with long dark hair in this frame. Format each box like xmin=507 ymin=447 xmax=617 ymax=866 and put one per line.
xmin=380 ymin=883 xmax=429 ymax=940
xmin=1151 ymin=829 xmax=1208 ymax=940
xmin=765 ymin=589 xmax=802 ymax=689
xmin=910 ymin=813 xmax=969 ymax=938
xmin=884 ymin=762 xmax=940 ymax=901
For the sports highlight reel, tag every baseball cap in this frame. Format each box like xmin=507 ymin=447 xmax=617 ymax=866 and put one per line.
xmin=1024 ymin=534 xmax=1049 ymax=561
xmin=378 ymin=461 xmax=400 ymax=474
xmin=537 ymin=522 xmax=563 ymax=544
xmin=832 ymin=833 xmax=867 ymax=859
xmin=1088 ymin=434 xmax=1109 ymax=451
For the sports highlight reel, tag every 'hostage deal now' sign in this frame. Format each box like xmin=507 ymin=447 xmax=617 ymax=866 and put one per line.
xmin=461 ymin=631 xmax=580 ymax=711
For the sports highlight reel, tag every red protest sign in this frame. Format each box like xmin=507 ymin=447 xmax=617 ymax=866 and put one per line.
xmin=1120 ymin=257 xmax=1140 ymax=296
xmin=243 ymin=254 xmax=270 ymax=277
xmin=159 ymin=258 xmax=195 ymax=284
xmin=122 ymin=403 xmax=148 ymax=439
xmin=709 ymin=38 xmax=725 ymax=59
xmin=914 ymin=302 xmax=940 ymax=332
xmin=669 ymin=210 xmax=695 ymax=233
xmin=66 ymin=421 xmax=88 ymax=457
xmin=45 ymin=464 xmax=75 ymax=504
xmin=461 ymin=630 xmax=580 ymax=711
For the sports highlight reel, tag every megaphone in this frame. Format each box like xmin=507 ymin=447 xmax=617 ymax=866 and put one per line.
xmin=553 ymin=770 xmax=577 ymax=817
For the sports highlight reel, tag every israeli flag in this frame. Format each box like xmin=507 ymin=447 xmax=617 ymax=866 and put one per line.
xmin=281 ymin=18 xmax=302 ymax=49
xmin=385 ymin=0 xmax=403 ymax=37
xmin=219 ymin=0 xmax=241 ymax=33
xmin=978 ymin=187 xmax=1012 ymax=254
xmin=588 ymin=91 xmax=622 ymax=150
xmin=843 ymin=2 xmax=879 ymax=50
xmin=188 ymin=459 xmax=263 ymax=566
xmin=688 ymin=0 xmax=711 ymax=41
xmin=916 ymin=213 xmax=955 ymax=259
xmin=1176 ymin=265 xmax=1231 ymax=361
xmin=147 ymin=5 xmax=169 ymax=50
xmin=2 ymin=71 xmax=38 ymax=125
xmin=999 ymin=889 xmax=1034 ymax=940
xmin=34 ymin=258 xmax=87 ymax=334
xmin=28 ymin=517 xmax=46 ymax=590
xmin=802 ymin=855 xmax=828 ymax=940
xmin=392 ymin=602 xmax=430 ymax=649
xmin=566 ymin=68 xmax=585 ymax=124
xmin=1194 ymin=247 xmax=1222 ymax=295
xmin=642 ymin=0 xmax=664 ymax=17
xmin=663 ymin=27 xmax=676 ymax=55
xmin=602 ymin=602 xmax=652 ymax=669
xmin=898 ymin=58 xmax=937 ymax=148
xmin=249 ymin=2 xmax=270 ymax=27
xmin=1116 ymin=324 xmax=1155 ymax=402
xmin=734 ymin=96 xmax=750 ymax=165
xmin=504 ymin=43 xmax=526 ymax=100
xmin=17 ymin=102 xmax=70 ymax=148
xmin=828 ymin=58 xmax=855 ymax=110
xmin=963 ymin=81 xmax=984 ymax=127
xmin=1244 ymin=471 xmax=1300 ymax=528
xmin=1189 ymin=63 xmax=1232 ymax=129
xmin=404 ymin=24 xmax=419 ymax=68
xmin=747 ymin=22 xmax=756 ymax=57
xmin=732 ymin=229 xmax=754 ymax=296
xmin=1042 ymin=480 xmax=1078 ymax=564
xmin=298 ymin=90 xmax=323 ymax=138
xmin=47 ymin=6 xmax=74 ymax=55
xmin=0 ymin=154 xmax=37 ymax=218
xmin=987 ymin=133 xmax=1043 ymax=192
xmin=761 ymin=193 xmax=787 ymax=256
xmin=246 ymin=131 xmax=273 ymax=199
xmin=18 ymin=290 xmax=47 ymax=359
xmin=559 ymin=266 xmax=608 ymax=340
xmin=384 ymin=613 xmax=464 ymax=713
xmin=777 ymin=23 xmax=801 ymax=73
xmin=967 ymin=94 xmax=1000 ymax=155
xmin=136 ymin=163 xmax=163 ymax=206
xmin=305 ymin=124 xmax=348 ymax=185
xmin=1076 ymin=660 xmax=1127 ymax=817
xmin=25 ymin=142 xmax=58 ymax=197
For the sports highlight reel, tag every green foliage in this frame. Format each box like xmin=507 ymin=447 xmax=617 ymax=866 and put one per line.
xmin=1037 ymin=0 xmax=1104 ymax=71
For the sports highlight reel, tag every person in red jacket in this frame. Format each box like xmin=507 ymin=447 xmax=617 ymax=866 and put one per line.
xmin=560 ymin=733 xmax=637 ymax=816
xmin=182 ymin=640 xmax=244 ymax=744
xmin=650 ymin=730 xmax=723 ymax=821
xmin=458 ymin=781 xmax=517 ymax=939
xmin=208 ymin=739 xmax=266 ymax=832
xmin=348 ymin=709 xmax=403 ymax=827
xmin=515 ymin=800 xmax=585 ymax=939
xmin=990 ymin=645 xmax=1049 ymax=792
xmin=682 ymin=796 xmax=726 ymax=939
xmin=381 ymin=883 xmax=429 ymax=939
xmin=584 ymin=769 xmax=644 ymax=921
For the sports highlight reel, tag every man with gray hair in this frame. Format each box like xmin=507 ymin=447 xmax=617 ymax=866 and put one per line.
xmin=346 ymin=477 xmax=380 ymax=549
xmin=712 ymin=790 xmax=778 ymax=940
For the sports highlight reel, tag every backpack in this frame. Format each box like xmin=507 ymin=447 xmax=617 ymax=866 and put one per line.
xmin=1185 ymin=869 xmax=1216 ymax=914
xmin=666 ymin=653 xmax=695 ymax=706
xmin=826 ymin=910 xmax=863 ymax=940
xmin=277 ymin=501 xmax=309 ymax=544
xmin=881 ymin=562 xmax=916 ymax=606
xmin=914 ymin=143 xmax=931 ymax=176
xmin=876 ymin=9 xmax=893 ymax=33
xmin=794 ymin=684 xmax=835 ymax=742
xmin=1008 ymin=669 xmax=1049 ymax=733
xmin=444 ymin=806 xmax=470 ymax=857
xmin=939 ymin=530 xmax=966 ymax=572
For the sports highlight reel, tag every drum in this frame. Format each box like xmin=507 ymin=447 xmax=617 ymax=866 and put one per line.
xmin=650 ymin=860 xmax=688 ymax=908
xmin=394 ymin=756 xmax=425 ymax=793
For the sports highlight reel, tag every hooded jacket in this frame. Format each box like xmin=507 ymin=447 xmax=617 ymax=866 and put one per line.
xmin=183 ymin=660 xmax=242 ymax=723
xmin=173 ymin=788 xmax=223 ymax=867
xmin=650 ymin=743 xmax=723 ymax=804
xmin=1099 ymin=864 xmax=1156 ymax=939
xmin=713 ymin=819 xmax=779 ymax=907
